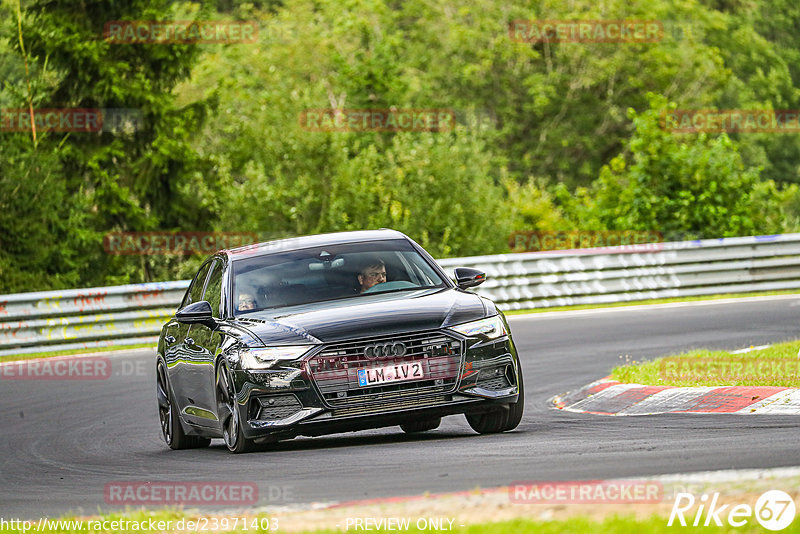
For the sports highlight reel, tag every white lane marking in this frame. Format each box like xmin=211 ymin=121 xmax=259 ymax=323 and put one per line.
xmin=507 ymin=293 xmax=800 ymax=321
xmin=654 ymin=465 xmax=800 ymax=485
xmin=559 ymin=383 xmax=640 ymax=413
xmin=730 ymin=344 xmax=772 ymax=354
xmin=617 ymin=387 xmax=716 ymax=415
xmin=549 ymin=377 xmax=615 ymax=406
xmin=0 ymin=347 xmax=153 ymax=367
xmin=557 ymin=382 xmax=800 ymax=416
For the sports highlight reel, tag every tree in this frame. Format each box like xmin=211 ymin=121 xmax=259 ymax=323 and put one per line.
xmin=583 ymin=94 xmax=790 ymax=240
xmin=2 ymin=0 xmax=216 ymax=289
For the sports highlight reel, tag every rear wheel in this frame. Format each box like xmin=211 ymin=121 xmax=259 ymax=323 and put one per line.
xmin=400 ymin=417 xmax=441 ymax=433
xmin=465 ymin=365 xmax=525 ymax=434
xmin=156 ymin=359 xmax=210 ymax=449
xmin=216 ymin=362 xmax=256 ymax=454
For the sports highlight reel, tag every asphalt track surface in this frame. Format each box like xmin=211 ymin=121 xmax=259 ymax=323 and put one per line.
xmin=2 ymin=296 xmax=800 ymax=519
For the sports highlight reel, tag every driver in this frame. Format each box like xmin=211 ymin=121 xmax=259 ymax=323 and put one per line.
xmin=357 ymin=258 xmax=386 ymax=293
xmin=238 ymin=292 xmax=257 ymax=311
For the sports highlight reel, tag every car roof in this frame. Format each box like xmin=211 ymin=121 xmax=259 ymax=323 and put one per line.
xmin=223 ymin=229 xmax=409 ymax=260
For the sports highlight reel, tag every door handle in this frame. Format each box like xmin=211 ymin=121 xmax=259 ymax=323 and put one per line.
xmin=185 ymin=337 xmax=195 ymax=346
xmin=165 ymin=335 xmax=176 ymax=344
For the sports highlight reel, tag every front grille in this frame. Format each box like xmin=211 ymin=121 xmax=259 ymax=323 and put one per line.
xmin=331 ymin=395 xmax=452 ymax=418
xmin=307 ymin=330 xmax=463 ymax=408
xmin=255 ymin=394 xmax=303 ymax=421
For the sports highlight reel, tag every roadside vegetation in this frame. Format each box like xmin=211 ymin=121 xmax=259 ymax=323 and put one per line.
xmin=612 ymin=338 xmax=800 ymax=387
xmin=3 ymin=0 xmax=800 ymax=293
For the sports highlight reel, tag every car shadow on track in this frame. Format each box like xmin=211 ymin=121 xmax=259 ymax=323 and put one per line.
xmin=209 ymin=429 xmax=480 ymax=454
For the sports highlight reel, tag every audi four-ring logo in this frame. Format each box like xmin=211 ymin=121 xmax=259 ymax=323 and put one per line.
xmin=364 ymin=342 xmax=407 ymax=359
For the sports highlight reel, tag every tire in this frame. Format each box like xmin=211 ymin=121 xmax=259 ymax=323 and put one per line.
xmin=465 ymin=364 xmax=525 ymax=434
xmin=216 ymin=362 xmax=256 ymax=454
xmin=400 ymin=417 xmax=441 ymax=433
xmin=157 ymin=359 xmax=211 ymax=450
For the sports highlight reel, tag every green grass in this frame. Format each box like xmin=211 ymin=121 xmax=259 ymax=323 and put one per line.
xmin=0 ymin=512 xmax=792 ymax=533
xmin=0 ymin=342 xmax=155 ymax=362
xmin=612 ymin=338 xmax=800 ymax=387
xmin=502 ymin=289 xmax=800 ymax=315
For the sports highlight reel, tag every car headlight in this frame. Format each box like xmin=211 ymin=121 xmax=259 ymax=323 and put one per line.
xmin=449 ymin=315 xmax=507 ymax=340
xmin=240 ymin=346 xmax=314 ymax=370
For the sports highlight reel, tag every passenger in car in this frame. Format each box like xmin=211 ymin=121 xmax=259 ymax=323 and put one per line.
xmin=238 ymin=293 xmax=257 ymax=311
xmin=357 ymin=258 xmax=387 ymax=293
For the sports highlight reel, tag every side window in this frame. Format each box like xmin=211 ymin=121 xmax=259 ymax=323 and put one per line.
xmin=204 ymin=260 xmax=224 ymax=318
xmin=181 ymin=261 xmax=212 ymax=308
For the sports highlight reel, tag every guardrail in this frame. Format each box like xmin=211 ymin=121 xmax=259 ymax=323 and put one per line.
xmin=437 ymin=233 xmax=800 ymax=309
xmin=2 ymin=234 xmax=799 ymax=356
xmin=0 ymin=281 xmax=189 ymax=356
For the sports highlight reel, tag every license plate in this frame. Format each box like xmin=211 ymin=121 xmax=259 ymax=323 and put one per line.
xmin=357 ymin=362 xmax=424 ymax=386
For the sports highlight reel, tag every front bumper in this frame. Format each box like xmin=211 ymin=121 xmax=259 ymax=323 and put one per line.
xmin=229 ymin=328 xmax=521 ymax=441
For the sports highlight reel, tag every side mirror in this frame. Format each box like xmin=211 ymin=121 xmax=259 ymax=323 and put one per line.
xmin=176 ymin=300 xmax=217 ymax=329
xmin=453 ymin=267 xmax=487 ymax=289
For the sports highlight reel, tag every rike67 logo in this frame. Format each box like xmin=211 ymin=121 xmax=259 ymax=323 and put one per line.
xmin=668 ymin=490 xmax=796 ymax=531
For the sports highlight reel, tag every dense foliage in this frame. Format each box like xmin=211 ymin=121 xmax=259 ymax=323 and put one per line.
xmin=2 ymin=0 xmax=800 ymax=292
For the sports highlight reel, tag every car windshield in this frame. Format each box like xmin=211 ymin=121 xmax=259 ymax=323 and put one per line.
xmin=231 ymin=239 xmax=446 ymax=315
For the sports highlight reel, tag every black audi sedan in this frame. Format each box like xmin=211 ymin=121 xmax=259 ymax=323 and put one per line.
xmin=156 ymin=229 xmax=524 ymax=453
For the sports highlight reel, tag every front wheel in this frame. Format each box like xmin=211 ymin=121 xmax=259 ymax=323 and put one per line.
xmin=156 ymin=359 xmax=210 ymax=450
xmin=465 ymin=365 xmax=525 ymax=434
xmin=216 ymin=362 xmax=256 ymax=454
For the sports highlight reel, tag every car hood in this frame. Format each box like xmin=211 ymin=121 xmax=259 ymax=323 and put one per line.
xmin=234 ymin=288 xmax=489 ymax=344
